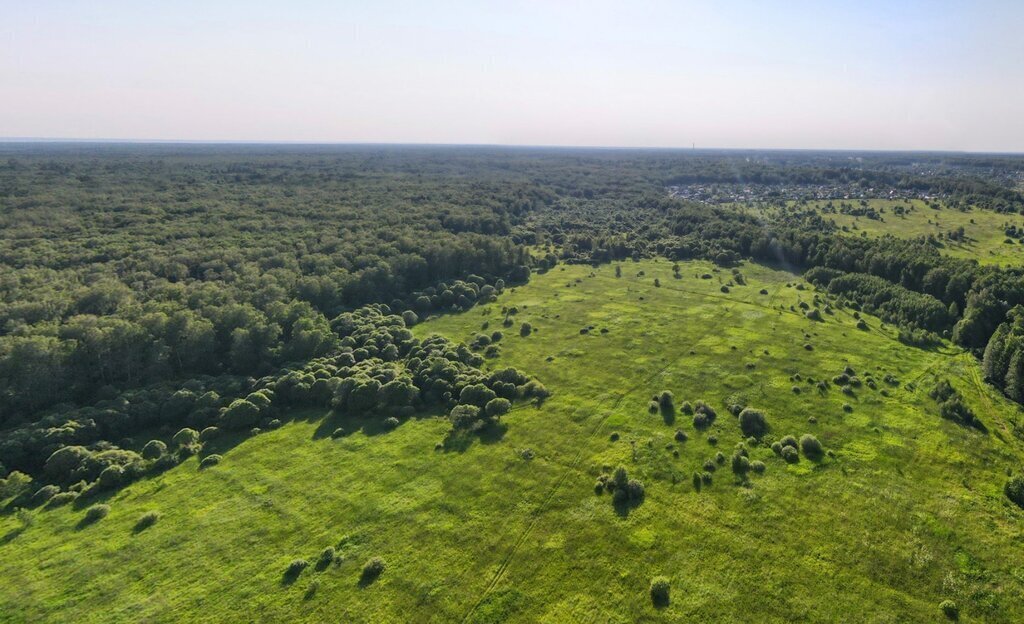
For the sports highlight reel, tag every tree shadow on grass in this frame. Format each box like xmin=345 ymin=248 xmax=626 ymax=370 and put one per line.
xmin=660 ymin=407 xmax=675 ymax=426
xmin=440 ymin=421 xmax=508 ymax=453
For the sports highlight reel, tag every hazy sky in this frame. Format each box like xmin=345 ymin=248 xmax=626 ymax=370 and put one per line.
xmin=3 ymin=1 xmax=1023 ymax=151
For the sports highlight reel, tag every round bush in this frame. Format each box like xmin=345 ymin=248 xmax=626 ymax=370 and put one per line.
xmin=199 ymin=427 xmax=220 ymax=442
xmin=674 ymin=429 xmax=688 ymax=442
xmin=83 ymin=504 xmax=110 ymax=524
xmin=731 ymin=453 xmax=751 ymax=476
xmin=319 ymin=546 xmax=336 ymax=567
xmin=751 ymin=460 xmax=766 ymax=474
xmin=142 ymin=440 xmax=167 ymax=460
xmin=383 ymin=416 xmax=400 ymax=430
xmin=779 ymin=435 xmax=798 ymax=449
xmin=781 ymin=446 xmax=800 ymax=464
xmin=31 ymin=485 xmax=60 ymax=507
xmin=519 ymin=322 xmax=532 ymax=337
xmin=361 ymin=557 xmax=385 ymax=582
xmin=738 ymin=408 xmax=769 ymax=438
xmin=286 ymin=559 xmax=308 ymax=577
xmin=135 ymin=511 xmax=160 ymax=531
xmin=172 ymin=428 xmax=200 ymax=448
xmin=650 ymin=576 xmax=670 ymax=606
xmin=939 ymin=599 xmax=958 ymax=619
xmin=199 ymin=454 xmax=222 ymax=469
xmin=1005 ymin=474 xmax=1024 ymax=509
xmin=799 ymin=434 xmax=824 ymax=460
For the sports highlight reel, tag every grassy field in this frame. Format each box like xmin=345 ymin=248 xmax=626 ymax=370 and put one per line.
xmin=3 ymin=259 xmax=1024 ymax=623
xmin=751 ymin=199 xmax=1024 ymax=265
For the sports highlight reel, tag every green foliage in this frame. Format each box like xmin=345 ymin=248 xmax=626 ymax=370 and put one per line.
xmin=361 ymin=557 xmax=385 ymax=584
xmin=1006 ymin=474 xmax=1024 ymax=509
xmin=82 ymin=504 xmax=110 ymax=525
xmin=649 ymin=576 xmax=670 ymax=606
xmin=799 ymin=434 xmax=824 ymax=460
xmin=737 ymin=407 xmax=769 ymax=438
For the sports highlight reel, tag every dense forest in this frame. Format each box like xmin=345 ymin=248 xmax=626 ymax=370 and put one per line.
xmin=3 ymin=144 xmax=1024 ymax=500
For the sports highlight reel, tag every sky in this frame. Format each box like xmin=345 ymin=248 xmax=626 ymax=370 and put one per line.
xmin=2 ymin=0 xmax=1023 ymax=151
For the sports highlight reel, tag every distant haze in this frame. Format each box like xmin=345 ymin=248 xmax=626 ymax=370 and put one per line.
xmin=3 ymin=0 xmax=1023 ymax=151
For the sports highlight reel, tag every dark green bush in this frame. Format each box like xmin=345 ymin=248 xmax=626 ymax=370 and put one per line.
xmin=135 ymin=511 xmax=160 ymax=532
xmin=751 ymin=460 xmax=766 ymax=474
xmin=799 ymin=434 xmax=824 ymax=460
xmin=142 ymin=440 xmax=167 ymax=460
xmin=939 ymin=599 xmax=958 ymax=620
xmin=519 ymin=322 xmax=532 ymax=337
xmin=650 ymin=576 xmax=670 ymax=606
xmin=781 ymin=446 xmax=800 ymax=463
xmin=674 ymin=430 xmax=688 ymax=442
xmin=199 ymin=454 xmax=222 ymax=469
xmin=738 ymin=408 xmax=769 ymax=438
xmin=83 ymin=504 xmax=110 ymax=524
xmin=361 ymin=557 xmax=385 ymax=583
xmin=1006 ymin=474 xmax=1024 ymax=508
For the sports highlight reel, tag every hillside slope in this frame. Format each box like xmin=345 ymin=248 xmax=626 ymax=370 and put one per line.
xmin=2 ymin=259 xmax=1023 ymax=623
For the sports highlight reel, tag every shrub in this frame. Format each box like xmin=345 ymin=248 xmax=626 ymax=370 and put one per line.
xmin=383 ymin=416 xmax=400 ymax=430
xmin=702 ymin=459 xmax=717 ymax=473
xmin=626 ymin=479 xmax=645 ymax=501
xmin=701 ymin=472 xmax=713 ymax=485
xmin=199 ymin=454 xmax=222 ymax=469
xmin=657 ymin=390 xmax=675 ymax=413
xmin=135 ymin=511 xmax=160 ymax=531
xmin=142 ymin=440 xmax=167 ymax=460
xmin=361 ymin=557 xmax=385 ymax=583
xmin=46 ymin=491 xmax=79 ymax=508
xmin=83 ymin=504 xmax=110 ymax=524
xmin=221 ymin=399 xmax=262 ymax=430
xmin=1006 ymin=474 xmax=1024 ymax=508
xmin=31 ymin=485 xmax=60 ymax=507
xmin=172 ymin=428 xmax=200 ymax=447
xmin=674 ymin=429 xmax=688 ymax=442
xmin=485 ymin=397 xmax=512 ymax=418
xmin=779 ymin=435 xmax=798 ymax=449
xmin=650 ymin=576 xmax=670 ymax=606
xmin=799 ymin=434 xmax=824 ymax=460
xmin=770 ymin=441 xmax=783 ymax=455
xmin=781 ymin=445 xmax=800 ymax=463
xmin=731 ymin=453 xmax=751 ymax=477
xmin=679 ymin=401 xmax=693 ymax=415
xmin=939 ymin=599 xmax=959 ymax=619
xmin=519 ymin=322 xmax=532 ymax=337
xmin=318 ymin=546 xmax=336 ymax=568
xmin=715 ymin=451 xmax=725 ymax=465
xmin=286 ymin=559 xmax=309 ymax=578
xmin=750 ymin=460 xmax=766 ymax=474
xmin=98 ymin=464 xmax=125 ymax=490
xmin=738 ymin=408 xmax=769 ymax=438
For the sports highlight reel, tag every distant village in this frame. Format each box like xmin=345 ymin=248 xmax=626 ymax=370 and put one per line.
xmin=667 ymin=182 xmax=942 ymax=204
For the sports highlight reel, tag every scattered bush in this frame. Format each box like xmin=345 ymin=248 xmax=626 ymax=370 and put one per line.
xmin=674 ymin=429 xmax=688 ymax=442
xmin=731 ymin=452 xmax=751 ymax=477
xmin=738 ymin=408 xmax=769 ymax=438
xmin=750 ymin=460 xmax=766 ymax=474
xmin=383 ymin=416 xmax=400 ymax=430
xmin=142 ymin=440 xmax=168 ymax=460
xmin=172 ymin=428 xmax=200 ymax=448
xmin=361 ymin=557 xmax=385 ymax=583
xmin=650 ymin=576 xmax=670 ymax=606
xmin=318 ymin=546 xmax=336 ymax=568
xmin=519 ymin=322 xmax=532 ymax=337
xmin=135 ymin=511 xmax=160 ymax=532
xmin=83 ymin=504 xmax=110 ymax=525
xmin=781 ymin=446 xmax=800 ymax=464
xmin=285 ymin=559 xmax=309 ymax=579
xmin=1006 ymin=474 xmax=1024 ymax=509
xmin=199 ymin=454 xmax=222 ymax=469
xmin=939 ymin=599 xmax=959 ymax=620
xmin=31 ymin=485 xmax=60 ymax=507
xmin=800 ymin=434 xmax=824 ymax=460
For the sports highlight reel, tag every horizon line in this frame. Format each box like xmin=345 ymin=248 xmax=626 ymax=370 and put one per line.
xmin=0 ymin=137 xmax=1022 ymax=156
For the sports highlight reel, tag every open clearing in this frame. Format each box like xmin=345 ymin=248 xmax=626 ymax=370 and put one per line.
xmin=749 ymin=199 xmax=1024 ymax=265
xmin=3 ymin=259 xmax=1024 ymax=623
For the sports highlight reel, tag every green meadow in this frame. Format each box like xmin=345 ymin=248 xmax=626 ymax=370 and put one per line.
xmin=3 ymin=259 xmax=1024 ymax=623
xmin=755 ymin=199 xmax=1024 ymax=265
